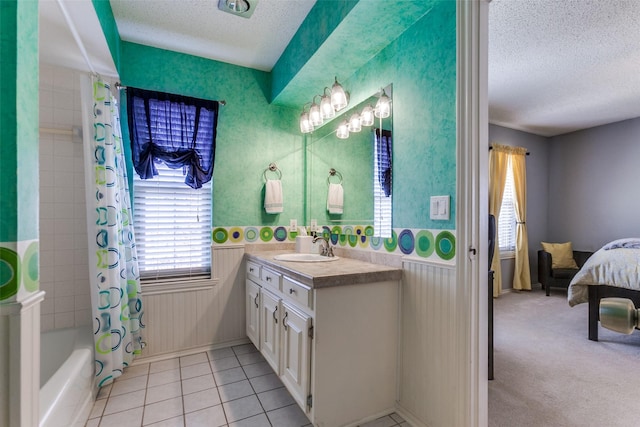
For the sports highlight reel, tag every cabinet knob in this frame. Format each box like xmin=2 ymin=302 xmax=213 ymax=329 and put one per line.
xmin=249 ymin=267 xmax=254 ymax=272
xmin=283 ymin=311 xmax=289 ymax=330
xmin=289 ymin=288 xmax=296 ymax=294
xmin=273 ymin=306 xmax=278 ymax=323
xmin=266 ymin=276 xmax=271 ymax=281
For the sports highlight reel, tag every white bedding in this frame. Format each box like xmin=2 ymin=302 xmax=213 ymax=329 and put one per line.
xmin=567 ymin=239 xmax=640 ymax=306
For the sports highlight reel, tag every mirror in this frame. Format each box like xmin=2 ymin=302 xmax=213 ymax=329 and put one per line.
xmin=305 ymin=85 xmax=393 ymax=237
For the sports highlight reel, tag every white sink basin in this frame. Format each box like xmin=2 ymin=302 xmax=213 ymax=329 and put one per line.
xmin=273 ymin=253 xmax=340 ymax=262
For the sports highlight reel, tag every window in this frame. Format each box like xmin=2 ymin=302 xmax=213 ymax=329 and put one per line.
xmin=374 ymin=129 xmax=392 ymax=238
xmin=127 ymin=87 xmax=219 ymax=282
xmin=133 ymin=162 xmax=212 ymax=281
xmin=498 ymin=158 xmax=516 ymax=253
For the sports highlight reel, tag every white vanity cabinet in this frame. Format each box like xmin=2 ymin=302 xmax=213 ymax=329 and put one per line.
xmin=260 ymin=287 xmax=281 ymax=374
xmin=245 ymin=279 xmax=261 ymax=349
xmin=280 ymin=301 xmax=312 ymax=410
xmin=244 ymin=253 xmax=401 ymax=427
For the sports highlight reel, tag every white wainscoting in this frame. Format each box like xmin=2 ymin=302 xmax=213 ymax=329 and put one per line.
xmin=397 ymin=259 xmax=458 ymax=427
xmin=139 ymin=246 xmax=246 ymax=359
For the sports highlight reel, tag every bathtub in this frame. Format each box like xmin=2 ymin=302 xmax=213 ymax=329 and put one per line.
xmin=40 ymin=326 xmax=95 ymax=427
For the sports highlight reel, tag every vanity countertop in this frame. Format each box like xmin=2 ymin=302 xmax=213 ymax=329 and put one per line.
xmin=245 ymin=250 xmax=403 ymax=289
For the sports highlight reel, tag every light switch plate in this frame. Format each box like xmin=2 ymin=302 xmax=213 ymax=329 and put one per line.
xmin=430 ymin=196 xmax=450 ymax=220
xmin=290 ymin=219 xmax=297 ymax=232
xmin=310 ymin=219 xmax=318 ymax=232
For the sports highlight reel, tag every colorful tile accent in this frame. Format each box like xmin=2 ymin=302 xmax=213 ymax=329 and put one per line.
xmin=0 ymin=239 xmax=39 ymax=302
xmin=211 ymin=226 xmax=456 ymax=262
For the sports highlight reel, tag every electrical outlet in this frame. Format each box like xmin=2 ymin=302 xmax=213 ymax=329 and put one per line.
xmin=290 ymin=219 xmax=297 ymax=232
xmin=310 ymin=219 xmax=318 ymax=232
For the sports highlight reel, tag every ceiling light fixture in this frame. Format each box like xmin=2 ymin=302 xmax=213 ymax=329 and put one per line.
xmin=217 ymin=0 xmax=258 ymax=18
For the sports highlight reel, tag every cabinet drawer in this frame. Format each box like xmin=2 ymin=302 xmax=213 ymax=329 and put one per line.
xmin=283 ymin=277 xmax=313 ymax=310
xmin=246 ymin=261 xmax=261 ymax=281
xmin=261 ymin=267 xmax=282 ymax=292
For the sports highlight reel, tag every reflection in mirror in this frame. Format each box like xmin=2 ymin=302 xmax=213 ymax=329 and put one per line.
xmin=306 ymin=85 xmax=392 ymax=237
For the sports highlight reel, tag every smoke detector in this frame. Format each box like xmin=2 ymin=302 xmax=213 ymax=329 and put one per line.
xmin=217 ymin=0 xmax=258 ymax=18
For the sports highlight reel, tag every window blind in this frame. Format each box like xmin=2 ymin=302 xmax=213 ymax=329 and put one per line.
xmin=374 ymin=130 xmax=392 ymax=238
xmin=498 ymin=159 xmax=516 ymax=252
xmin=133 ymin=161 xmax=212 ymax=281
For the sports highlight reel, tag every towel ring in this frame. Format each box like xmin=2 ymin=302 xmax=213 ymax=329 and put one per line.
xmin=327 ymin=168 xmax=343 ymax=185
xmin=263 ymin=162 xmax=282 ymax=181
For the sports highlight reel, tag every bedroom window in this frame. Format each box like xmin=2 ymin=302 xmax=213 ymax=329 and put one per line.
xmin=127 ymin=87 xmax=220 ymax=282
xmin=499 ymin=159 xmax=516 ymax=253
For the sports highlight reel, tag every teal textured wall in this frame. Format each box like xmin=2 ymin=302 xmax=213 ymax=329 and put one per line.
xmin=119 ymin=42 xmax=305 ymax=227
xmin=92 ymin=0 xmax=121 ymax=72
xmin=0 ymin=0 xmax=39 ymax=242
xmin=334 ymin=1 xmax=457 ymax=230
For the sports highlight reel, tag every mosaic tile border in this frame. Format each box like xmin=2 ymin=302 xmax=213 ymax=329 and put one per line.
xmin=212 ymin=226 xmax=456 ymax=262
xmin=0 ymin=239 xmax=39 ymax=302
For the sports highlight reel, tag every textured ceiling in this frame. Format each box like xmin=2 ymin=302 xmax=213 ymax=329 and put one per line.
xmin=109 ymin=0 xmax=316 ymax=72
xmin=489 ymin=0 xmax=640 ymax=137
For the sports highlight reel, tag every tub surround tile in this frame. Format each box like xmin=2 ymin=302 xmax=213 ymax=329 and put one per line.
xmin=142 ymin=396 xmax=183 ymax=425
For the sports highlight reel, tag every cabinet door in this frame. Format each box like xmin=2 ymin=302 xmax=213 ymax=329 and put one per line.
xmin=260 ymin=289 xmax=281 ymax=374
xmin=281 ymin=302 xmax=312 ymax=412
xmin=246 ymin=279 xmax=261 ymax=349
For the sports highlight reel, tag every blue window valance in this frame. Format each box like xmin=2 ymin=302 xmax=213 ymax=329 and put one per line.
xmin=126 ymin=87 xmax=220 ymax=189
xmin=375 ymin=129 xmax=392 ymax=197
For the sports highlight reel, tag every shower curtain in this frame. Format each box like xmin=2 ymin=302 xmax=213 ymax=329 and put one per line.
xmin=80 ymin=75 xmax=145 ymax=388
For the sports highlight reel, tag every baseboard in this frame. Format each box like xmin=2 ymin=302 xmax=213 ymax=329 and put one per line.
xmin=131 ymin=337 xmax=251 ymax=366
xmin=394 ymin=404 xmax=428 ymax=427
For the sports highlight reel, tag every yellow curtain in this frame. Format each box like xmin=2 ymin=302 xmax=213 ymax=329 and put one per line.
xmin=511 ymin=148 xmax=531 ymax=290
xmin=489 ymin=143 xmax=509 ymax=297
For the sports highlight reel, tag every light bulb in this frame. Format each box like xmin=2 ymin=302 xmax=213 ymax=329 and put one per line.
xmin=348 ymin=112 xmax=362 ymax=132
xmin=360 ymin=105 xmax=374 ymax=126
xmin=374 ymin=90 xmax=391 ymax=118
xmin=320 ymin=94 xmax=335 ymax=119
xmin=331 ymin=77 xmax=348 ymax=112
xmin=309 ymin=101 xmax=323 ymax=127
xmin=299 ymin=111 xmax=313 ymax=134
xmin=336 ymin=120 xmax=349 ymax=139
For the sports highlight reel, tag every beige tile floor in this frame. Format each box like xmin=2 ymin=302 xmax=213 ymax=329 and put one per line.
xmin=85 ymin=343 xmax=409 ymax=427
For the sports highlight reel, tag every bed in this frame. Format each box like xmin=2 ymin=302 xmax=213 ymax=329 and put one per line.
xmin=567 ymin=238 xmax=640 ymax=341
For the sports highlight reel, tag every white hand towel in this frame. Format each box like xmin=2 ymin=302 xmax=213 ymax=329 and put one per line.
xmin=264 ymin=179 xmax=283 ymax=214
xmin=327 ymin=183 xmax=344 ymax=214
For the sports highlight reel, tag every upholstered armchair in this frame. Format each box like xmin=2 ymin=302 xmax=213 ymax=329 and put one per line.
xmin=538 ymin=250 xmax=593 ymax=296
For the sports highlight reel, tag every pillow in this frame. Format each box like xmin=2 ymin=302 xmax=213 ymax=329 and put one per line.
xmin=541 ymin=241 xmax=579 ymax=269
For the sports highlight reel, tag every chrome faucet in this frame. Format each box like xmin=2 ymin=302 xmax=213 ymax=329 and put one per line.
xmin=313 ymin=235 xmax=334 ymax=257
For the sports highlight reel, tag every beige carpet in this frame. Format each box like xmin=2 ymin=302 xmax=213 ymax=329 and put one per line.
xmin=489 ymin=287 xmax=640 ymax=427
